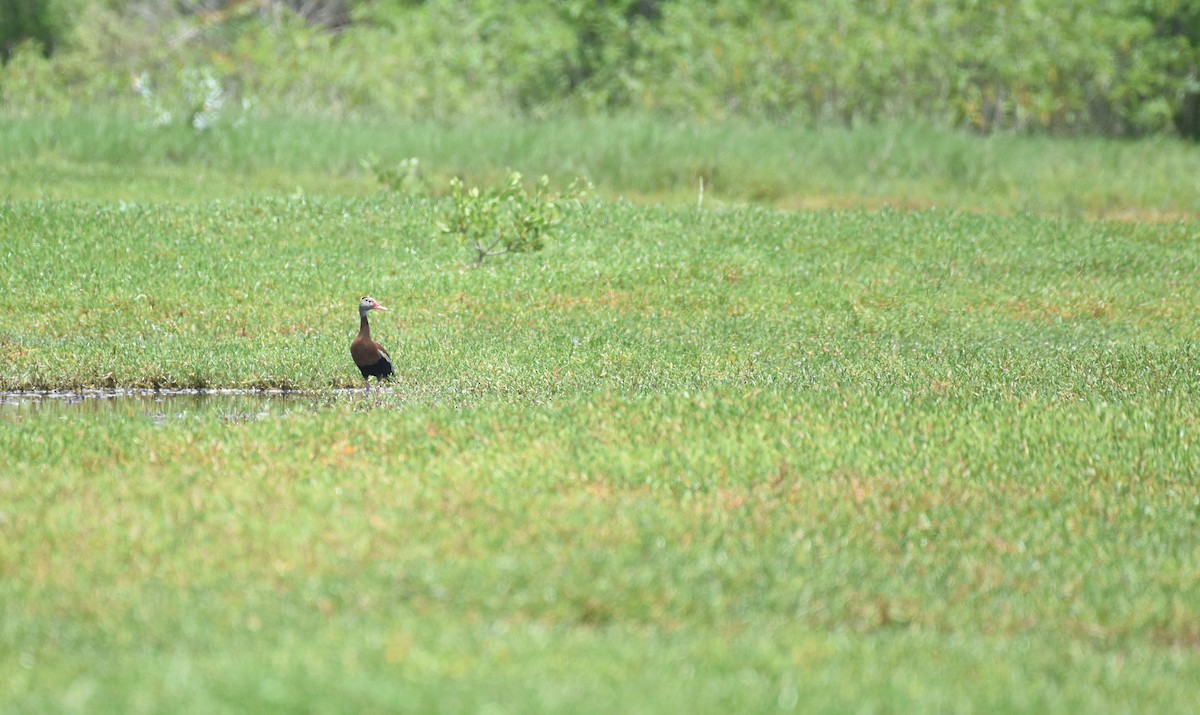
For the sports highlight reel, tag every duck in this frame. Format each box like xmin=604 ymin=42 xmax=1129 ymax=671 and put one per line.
xmin=350 ymin=296 xmax=394 ymax=386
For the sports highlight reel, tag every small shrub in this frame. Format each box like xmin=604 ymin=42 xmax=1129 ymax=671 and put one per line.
xmin=0 ymin=0 xmax=73 ymax=62
xmin=370 ymin=156 xmax=428 ymax=194
xmin=132 ymin=67 xmax=225 ymax=130
xmin=436 ymin=172 xmax=589 ymax=266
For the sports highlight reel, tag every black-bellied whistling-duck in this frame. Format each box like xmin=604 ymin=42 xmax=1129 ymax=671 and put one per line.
xmin=350 ymin=296 xmax=394 ymax=386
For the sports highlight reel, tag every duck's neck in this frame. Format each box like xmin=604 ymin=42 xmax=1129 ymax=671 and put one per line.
xmin=359 ymin=313 xmax=371 ymax=339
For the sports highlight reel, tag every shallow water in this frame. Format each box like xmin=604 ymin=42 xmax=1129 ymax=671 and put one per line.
xmin=0 ymin=389 xmax=347 ymax=424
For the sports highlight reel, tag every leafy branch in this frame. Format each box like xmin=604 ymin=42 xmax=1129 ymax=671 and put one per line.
xmin=436 ymin=172 xmax=589 ymax=266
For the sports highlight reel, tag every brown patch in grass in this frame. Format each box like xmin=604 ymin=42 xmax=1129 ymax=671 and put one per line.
xmin=1 ymin=337 xmax=26 ymax=361
xmin=1004 ymin=297 xmax=1112 ymax=322
xmin=1095 ymin=208 xmax=1200 ymax=225
xmin=543 ymin=289 xmax=638 ymax=312
xmin=769 ymin=192 xmax=1199 ymax=225
xmin=279 ymin=323 xmax=318 ymax=336
xmin=1150 ymin=619 xmax=1200 ymax=650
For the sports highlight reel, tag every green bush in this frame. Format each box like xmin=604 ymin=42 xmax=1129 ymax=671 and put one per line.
xmin=0 ymin=0 xmax=69 ymax=62
xmin=1 ymin=0 xmax=1197 ymax=137
xmin=435 ymin=172 xmax=589 ymax=266
xmin=632 ymin=0 xmax=1198 ymax=135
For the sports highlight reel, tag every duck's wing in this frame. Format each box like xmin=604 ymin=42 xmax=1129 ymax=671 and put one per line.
xmin=375 ymin=341 xmax=393 ymax=370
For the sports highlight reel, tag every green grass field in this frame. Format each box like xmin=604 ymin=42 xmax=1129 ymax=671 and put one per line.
xmin=3 ymin=115 xmax=1199 ymax=216
xmin=2 ymin=116 xmax=1200 ymax=713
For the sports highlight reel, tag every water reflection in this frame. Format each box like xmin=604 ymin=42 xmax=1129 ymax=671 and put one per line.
xmin=0 ymin=389 xmax=344 ymax=424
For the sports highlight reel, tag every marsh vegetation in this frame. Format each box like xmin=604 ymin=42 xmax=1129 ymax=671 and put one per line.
xmin=3 ymin=2 xmax=1199 ymax=712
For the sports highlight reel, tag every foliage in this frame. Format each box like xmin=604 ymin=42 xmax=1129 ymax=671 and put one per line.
xmin=0 ymin=0 xmax=72 ymax=61
xmin=1 ymin=115 xmax=1198 ymax=218
xmin=631 ymin=0 xmax=1199 ymax=135
xmin=435 ymin=172 xmax=589 ymax=266
xmin=369 ymin=156 xmax=427 ymax=194
xmin=1 ymin=190 xmax=1198 ymax=392
xmin=1 ymin=0 xmax=1197 ymax=137
xmin=3 ymin=195 xmax=1200 ymax=711
xmin=132 ymin=66 xmax=227 ymax=130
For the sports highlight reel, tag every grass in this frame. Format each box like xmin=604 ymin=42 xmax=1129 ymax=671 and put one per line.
xmin=2 ymin=116 xmax=1200 ymax=712
xmin=4 ymin=388 xmax=1200 ymax=712
xmin=3 ymin=199 xmax=1197 ymax=391
xmin=1 ymin=114 xmax=1199 ymax=217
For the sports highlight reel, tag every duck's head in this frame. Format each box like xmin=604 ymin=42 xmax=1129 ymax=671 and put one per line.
xmin=359 ymin=296 xmax=388 ymax=318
